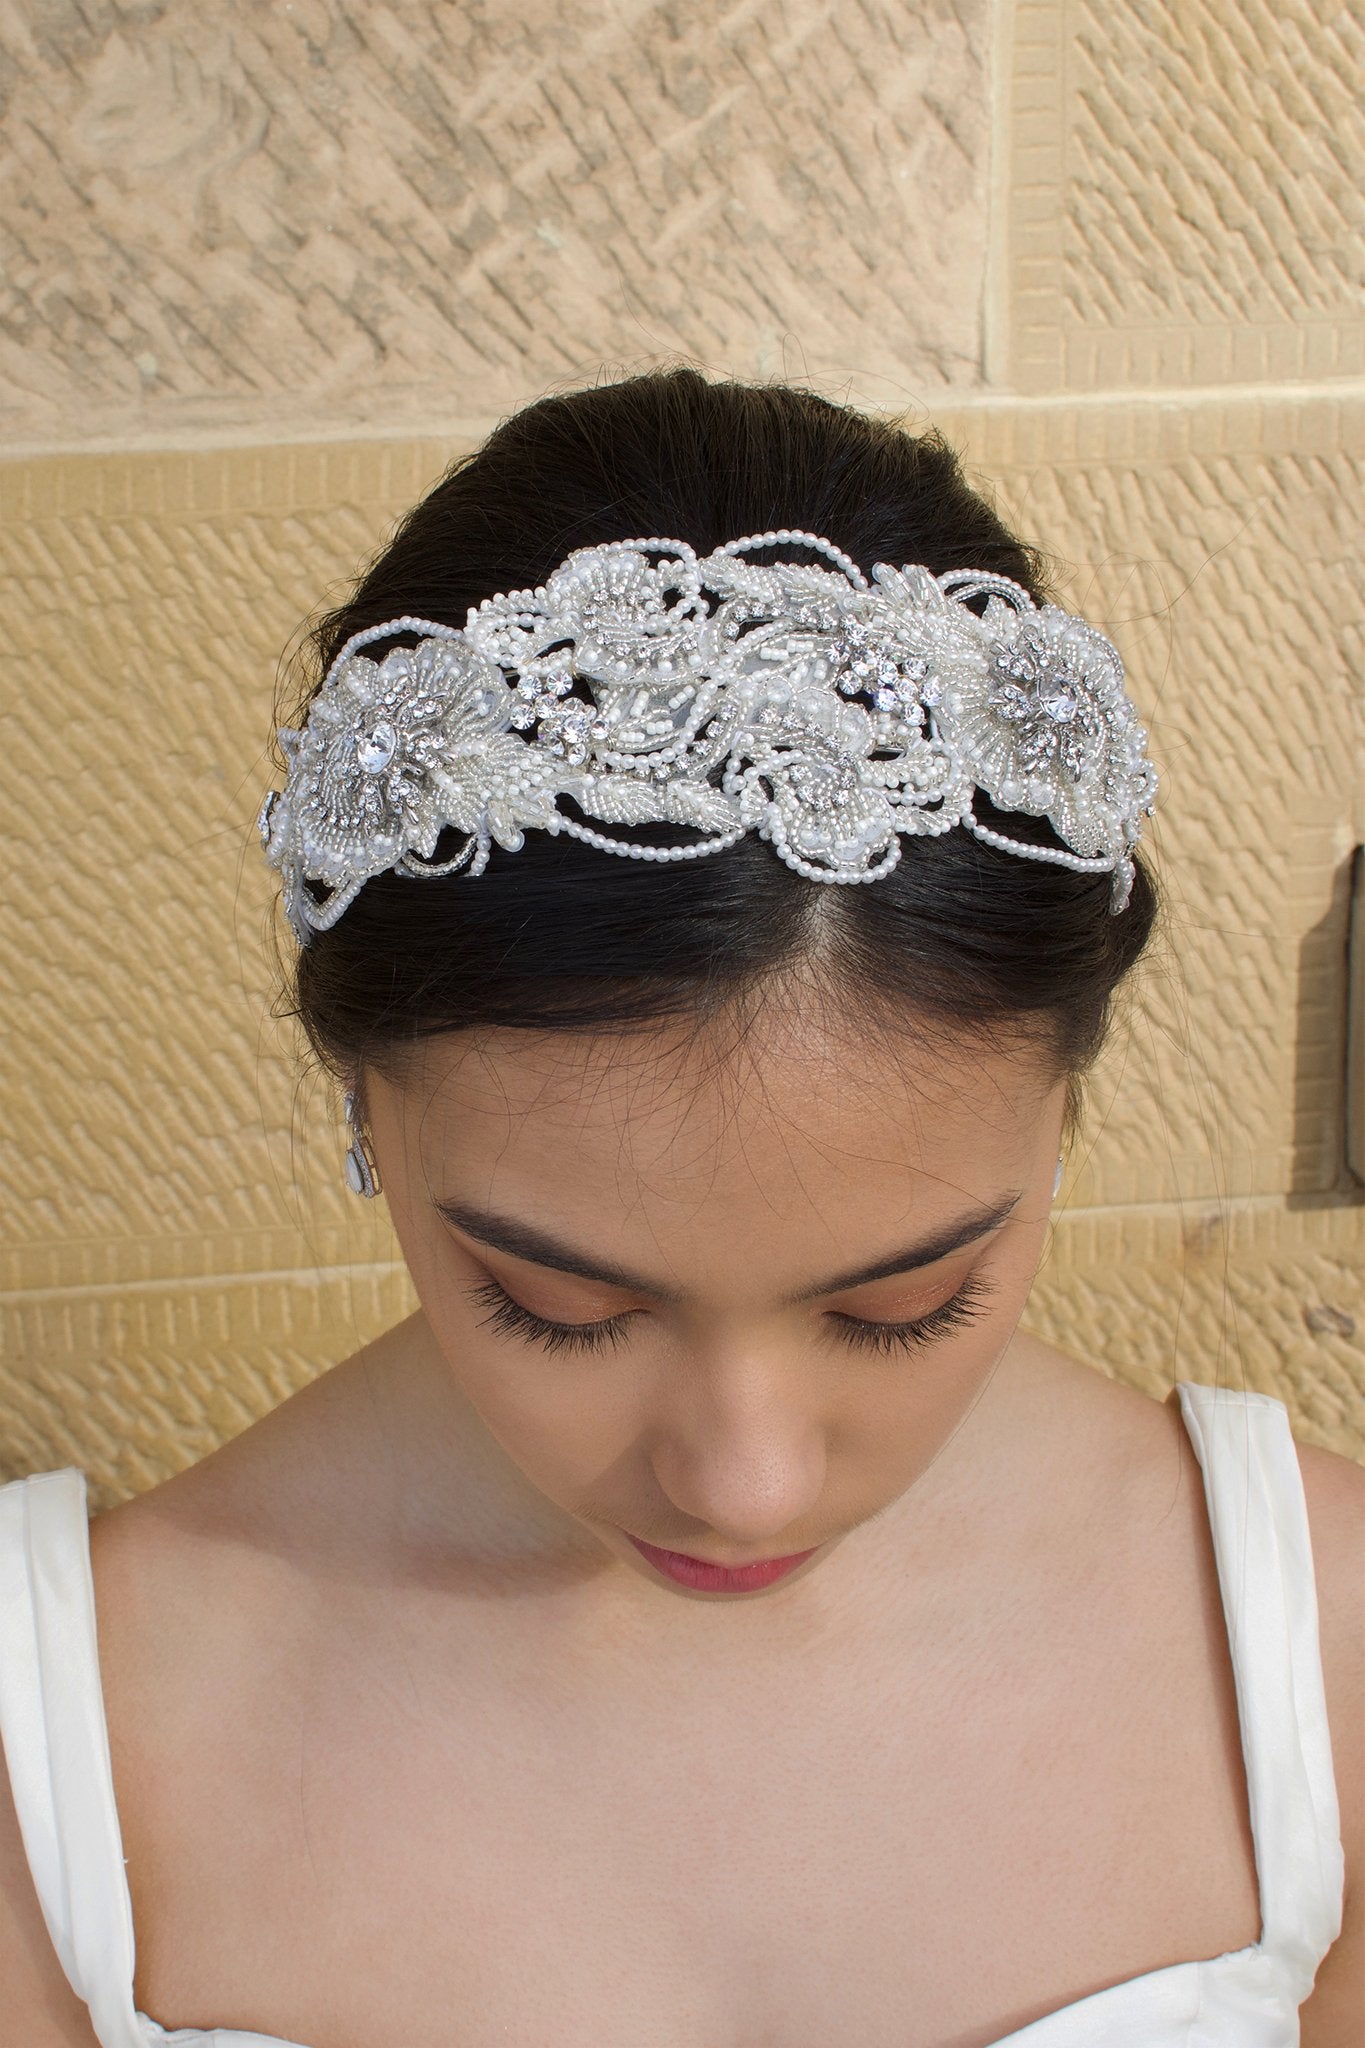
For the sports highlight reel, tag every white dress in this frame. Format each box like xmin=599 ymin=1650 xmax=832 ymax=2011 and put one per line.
xmin=0 ymin=1381 xmax=1346 ymax=2047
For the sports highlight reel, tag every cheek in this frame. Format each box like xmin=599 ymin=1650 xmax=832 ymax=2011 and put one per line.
xmin=461 ymin=1360 xmax=648 ymax=1514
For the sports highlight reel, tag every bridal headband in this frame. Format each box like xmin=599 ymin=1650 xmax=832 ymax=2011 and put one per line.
xmin=259 ymin=529 xmax=1159 ymax=944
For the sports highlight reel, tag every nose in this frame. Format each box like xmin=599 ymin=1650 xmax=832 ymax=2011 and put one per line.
xmin=646 ymin=1341 xmax=827 ymax=1552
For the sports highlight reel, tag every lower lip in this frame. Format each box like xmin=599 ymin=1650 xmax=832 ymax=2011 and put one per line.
xmin=625 ymin=1534 xmax=819 ymax=1593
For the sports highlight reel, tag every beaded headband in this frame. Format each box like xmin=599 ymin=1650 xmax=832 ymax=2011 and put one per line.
xmin=258 ymin=529 xmax=1158 ymax=945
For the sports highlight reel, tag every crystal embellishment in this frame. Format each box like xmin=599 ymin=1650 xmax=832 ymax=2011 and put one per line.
xmin=989 ymin=630 xmax=1100 ymax=780
xmin=356 ymin=720 xmax=399 ymax=774
xmin=830 ymin=619 xmax=931 ymax=717
xmin=258 ymin=533 xmax=1159 ymax=941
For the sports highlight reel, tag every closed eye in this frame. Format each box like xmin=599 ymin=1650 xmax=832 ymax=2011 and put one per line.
xmin=464 ymin=1272 xmax=996 ymax=1358
xmin=825 ymin=1272 xmax=996 ymax=1353
xmin=466 ymin=1276 xmax=637 ymax=1355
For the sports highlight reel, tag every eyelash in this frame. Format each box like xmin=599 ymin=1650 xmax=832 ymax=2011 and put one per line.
xmin=464 ymin=1271 xmax=997 ymax=1359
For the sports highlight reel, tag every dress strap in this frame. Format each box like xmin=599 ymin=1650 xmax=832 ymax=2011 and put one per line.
xmin=1176 ymin=1382 xmax=1346 ymax=1995
xmin=0 ymin=1468 xmax=146 ymax=2048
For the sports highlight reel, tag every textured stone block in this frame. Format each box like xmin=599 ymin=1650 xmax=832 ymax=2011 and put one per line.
xmin=1025 ymin=1196 xmax=1363 ymax=1463
xmin=0 ymin=0 xmax=991 ymax=449
xmin=1006 ymin=0 xmax=1364 ymax=391
xmin=0 ymin=438 xmax=449 ymax=1281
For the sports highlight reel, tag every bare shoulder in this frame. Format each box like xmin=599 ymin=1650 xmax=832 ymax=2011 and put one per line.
xmin=83 ymin=1349 xmax=383 ymax=1796
xmin=87 ymin=1327 xmax=396 ymax=1583
xmin=0 ymin=1720 xmax=103 ymax=2045
xmin=1294 ymin=1431 xmax=1365 ymax=2046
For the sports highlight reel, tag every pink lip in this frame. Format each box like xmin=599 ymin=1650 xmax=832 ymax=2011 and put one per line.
xmin=625 ymin=1533 xmax=819 ymax=1593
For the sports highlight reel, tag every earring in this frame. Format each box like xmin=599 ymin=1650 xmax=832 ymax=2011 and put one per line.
xmin=343 ymin=1088 xmax=382 ymax=1199
xmin=1052 ymin=1154 xmax=1065 ymax=1198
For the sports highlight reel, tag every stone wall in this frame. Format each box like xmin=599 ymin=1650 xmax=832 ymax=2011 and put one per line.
xmin=1 ymin=0 xmax=1360 ymax=1501
xmin=1 ymin=0 xmax=992 ymax=443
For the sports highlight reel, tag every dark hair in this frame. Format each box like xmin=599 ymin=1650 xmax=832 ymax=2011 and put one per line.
xmin=273 ymin=369 xmax=1160 ymax=1146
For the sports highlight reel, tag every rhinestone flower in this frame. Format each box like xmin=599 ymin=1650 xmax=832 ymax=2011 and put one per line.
xmin=297 ymin=642 xmax=506 ymax=875
xmin=988 ymin=627 xmax=1103 ymax=781
xmin=508 ymin=664 xmax=611 ymax=766
xmin=828 ymin=617 xmax=933 ymax=718
xmin=936 ymin=600 xmax=1151 ymax=863
xmin=262 ymin=638 xmax=521 ymax=926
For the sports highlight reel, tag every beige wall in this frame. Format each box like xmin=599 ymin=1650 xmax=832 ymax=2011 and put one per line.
xmin=1 ymin=0 xmax=1361 ymax=1505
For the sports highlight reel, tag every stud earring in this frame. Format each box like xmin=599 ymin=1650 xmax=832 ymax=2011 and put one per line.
xmin=1052 ymin=1154 xmax=1065 ymax=1198
xmin=343 ymin=1088 xmax=382 ymax=1199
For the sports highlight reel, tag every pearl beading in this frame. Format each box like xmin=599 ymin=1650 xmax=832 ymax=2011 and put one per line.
xmin=260 ymin=530 xmax=1158 ymax=941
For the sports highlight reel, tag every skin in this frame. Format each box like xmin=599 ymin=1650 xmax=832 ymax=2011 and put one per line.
xmin=358 ymin=986 xmax=1072 ymax=1637
xmin=4 ymin=982 xmax=1361 ymax=2046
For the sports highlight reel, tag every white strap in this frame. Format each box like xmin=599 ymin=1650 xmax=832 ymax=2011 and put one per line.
xmin=0 ymin=1469 xmax=146 ymax=2048
xmin=1176 ymin=1382 xmax=1346 ymax=1994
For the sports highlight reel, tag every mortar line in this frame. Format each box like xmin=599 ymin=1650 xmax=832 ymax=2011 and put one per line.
xmin=2 ymin=377 xmax=1361 ymax=466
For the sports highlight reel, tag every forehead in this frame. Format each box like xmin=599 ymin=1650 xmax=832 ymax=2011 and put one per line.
xmin=382 ymin=1002 xmax=1060 ymax=1209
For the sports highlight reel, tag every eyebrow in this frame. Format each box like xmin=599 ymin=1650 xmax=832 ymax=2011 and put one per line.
xmin=432 ymin=1190 xmax=1023 ymax=1306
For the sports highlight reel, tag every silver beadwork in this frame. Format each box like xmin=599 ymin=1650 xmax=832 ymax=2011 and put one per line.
xmin=260 ymin=533 xmax=1159 ymax=943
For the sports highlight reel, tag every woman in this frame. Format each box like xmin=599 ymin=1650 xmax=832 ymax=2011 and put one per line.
xmin=1 ymin=370 xmax=1360 ymax=2046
